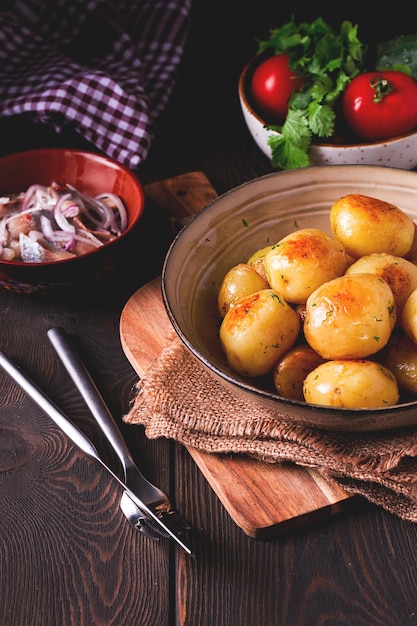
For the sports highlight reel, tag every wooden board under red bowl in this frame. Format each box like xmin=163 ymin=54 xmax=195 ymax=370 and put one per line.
xmin=120 ymin=172 xmax=358 ymax=539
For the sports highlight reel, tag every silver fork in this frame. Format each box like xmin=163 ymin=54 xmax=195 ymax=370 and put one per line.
xmin=46 ymin=327 xmax=191 ymax=553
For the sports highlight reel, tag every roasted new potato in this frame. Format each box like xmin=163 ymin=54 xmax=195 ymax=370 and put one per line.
xmin=400 ymin=287 xmax=417 ymax=345
xmin=264 ymin=228 xmax=349 ymax=304
xmin=383 ymin=330 xmax=417 ymax=396
xmin=330 ymin=194 xmax=415 ymax=258
xmin=304 ymin=273 xmax=396 ymax=360
xmin=404 ymin=222 xmax=417 ymax=263
xmin=216 ymin=192 xmax=417 ymax=410
xmin=247 ymin=245 xmax=273 ymax=282
xmin=303 ymin=359 xmax=399 ymax=408
xmin=345 ymin=252 xmax=417 ymax=317
xmin=272 ymin=344 xmax=326 ymax=401
xmin=217 ymin=262 xmax=269 ymax=317
xmin=219 ymin=289 xmax=300 ymax=377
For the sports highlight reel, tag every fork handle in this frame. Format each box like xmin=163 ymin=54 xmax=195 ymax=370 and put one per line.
xmin=47 ymin=326 xmax=135 ymax=473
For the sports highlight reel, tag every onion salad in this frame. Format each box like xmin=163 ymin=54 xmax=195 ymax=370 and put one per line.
xmin=0 ymin=182 xmax=128 ymax=263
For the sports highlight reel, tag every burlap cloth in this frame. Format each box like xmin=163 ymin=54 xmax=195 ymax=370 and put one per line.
xmin=124 ymin=335 xmax=417 ymax=523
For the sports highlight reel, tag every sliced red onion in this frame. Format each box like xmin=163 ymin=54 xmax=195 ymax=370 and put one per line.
xmin=96 ymin=192 xmax=128 ymax=233
xmin=53 ymin=193 xmax=78 ymax=233
xmin=22 ymin=184 xmax=51 ymax=212
xmin=0 ymin=182 xmax=126 ymax=263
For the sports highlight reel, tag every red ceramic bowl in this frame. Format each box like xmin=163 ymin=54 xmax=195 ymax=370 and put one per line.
xmin=0 ymin=148 xmax=145 ymax=294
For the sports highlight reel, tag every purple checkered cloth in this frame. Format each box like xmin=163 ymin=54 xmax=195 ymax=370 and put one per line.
xmin=0 ymin=0 xmax=192 ymax=168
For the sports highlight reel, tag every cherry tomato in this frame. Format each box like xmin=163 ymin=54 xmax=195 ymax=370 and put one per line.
xmin=250 ymin=54 xmax=302 ymax=123
xmin=342 ymin=70 xmax=417 ymax=141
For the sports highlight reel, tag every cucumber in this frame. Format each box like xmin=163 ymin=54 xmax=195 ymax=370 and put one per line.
xmin=376 ymin=34 xmax=417 ymax=78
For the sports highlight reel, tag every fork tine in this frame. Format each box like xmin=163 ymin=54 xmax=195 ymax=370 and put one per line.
xmin=160 ymin=509 xmax=191 ymax=532
xmin=147 ymin=511 xmax=190 ymax=541
xmin=132 ymin=517 xmax=162 ymax=541
xmin=121 ymin=491 xmax=191 ymax=544
xmin=120 ymin=491 xmax=161 ymax=540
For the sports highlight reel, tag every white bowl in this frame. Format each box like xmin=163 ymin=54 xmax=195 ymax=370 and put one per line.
xmin=162 ymin=165 xmax=417 ymax=432
xmin=239 ymin=55 xmax=417 ymax=170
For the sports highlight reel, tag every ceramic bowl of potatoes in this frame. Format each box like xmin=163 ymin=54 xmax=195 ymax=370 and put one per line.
xmin=162 ymin=165 xmax=417 ymax=432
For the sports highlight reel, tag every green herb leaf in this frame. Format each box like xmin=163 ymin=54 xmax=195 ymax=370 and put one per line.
xmin=257 ymin=17 xmax=367 ymax=169
xmin=267 ymin=109 xmax=311 ymax=169
xmin=308 ymin=102 xmax=335 ymax=137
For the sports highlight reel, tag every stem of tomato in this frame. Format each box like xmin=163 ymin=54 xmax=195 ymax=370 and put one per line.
xmin=370 ymin=77 xmax=393 ymax=104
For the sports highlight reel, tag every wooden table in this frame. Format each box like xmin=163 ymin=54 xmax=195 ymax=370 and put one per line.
xmin=2 ymin=5 xmax=417 ymax=625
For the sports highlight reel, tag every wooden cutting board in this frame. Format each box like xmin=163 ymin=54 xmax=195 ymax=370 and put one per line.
xmin=120 ymin=172 xmax=358 ymax=538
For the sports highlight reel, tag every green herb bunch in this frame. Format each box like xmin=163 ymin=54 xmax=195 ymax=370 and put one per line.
xmin=257 ymin=17 xmax=367 ymax=169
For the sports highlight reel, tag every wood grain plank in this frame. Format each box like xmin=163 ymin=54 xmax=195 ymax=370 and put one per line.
xmin=145 ymin=171 xmax=218 ymax=231
xmin=120 ymin=278 xmax=175 ymax=374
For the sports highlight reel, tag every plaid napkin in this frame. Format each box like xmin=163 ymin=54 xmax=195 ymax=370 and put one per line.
xmin=0 ymin=0 xmax=192 ymax=168
xmin=124 ymin=336 xmax=417 ymax=523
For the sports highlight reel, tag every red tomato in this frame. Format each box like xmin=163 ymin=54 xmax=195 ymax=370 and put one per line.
xmin=250 ymin=54 xmax=302 ymax=123
xmin=342 ymin=71 xmax=417 ymax=141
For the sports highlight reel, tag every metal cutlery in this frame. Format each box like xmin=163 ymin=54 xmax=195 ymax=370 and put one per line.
xmin=120 ymin=490 xmax=164 ymax=539
xmin=47 ymin=327 xmax=191 ymax=548
xmin=0 ymin=333 xmax=191 ymax=555
xmin=47 ymin=329 xmax=172 ymax=508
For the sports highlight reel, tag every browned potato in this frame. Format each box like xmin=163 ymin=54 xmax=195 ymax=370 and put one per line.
xmin=264 ymin=228 xmax=349 ymax=304
xmin=247 ymin=245 xmax=273 ymax=282
xmin=400 ymin=287 xmax=417 ymax=345
xmin=294 ymin=303 xmax=307 ymax=342
xmin=217 ymin=263 xmax=269 ymax=317
xmin=345 ymin=252 xmax=417 ymax=317
xmin=295 ymin=303 xmax=306 ymax=323
xmin=404 ymin=222 xmax=417 ymax=263
xmin=330 ymin=194 xmax=415 ymax=258
xmin=304 ymin=273 xmax=396 ymax=359
xmin=219 ymin=289 xmax=300 ymax=377
xmin=272 ymin=344 xmax=326 ymax=401
xmin=303 ymin=359 xmax=399 ymax=408
xmin=383 ymin=330 xmax=417 ymax=397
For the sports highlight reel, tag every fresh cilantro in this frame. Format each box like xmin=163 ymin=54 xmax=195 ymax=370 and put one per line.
xmin=257 ymin=17 xmax=367 ymax=170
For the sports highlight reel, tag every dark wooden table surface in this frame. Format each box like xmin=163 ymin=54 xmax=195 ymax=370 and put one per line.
xmin=2 ymin=3 xmax=417 ymax=625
